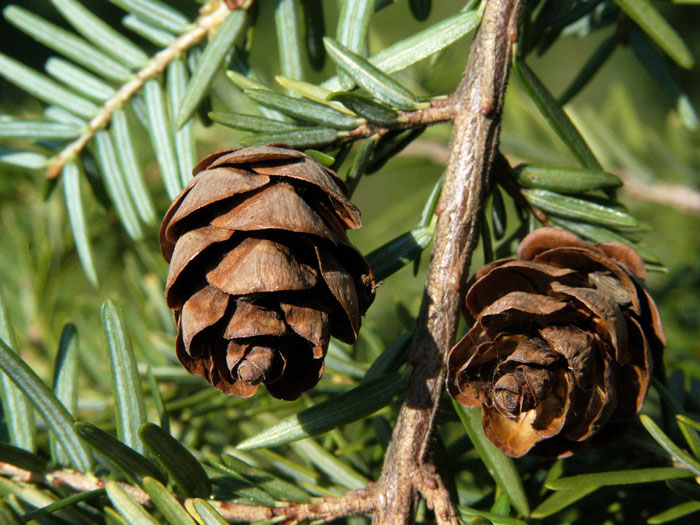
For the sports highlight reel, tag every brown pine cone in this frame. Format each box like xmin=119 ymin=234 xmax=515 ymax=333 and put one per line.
xmin=159 ymin=146 xmax=375 ymax=400
xmin=446 ymin=227 xmax=664 ymax=457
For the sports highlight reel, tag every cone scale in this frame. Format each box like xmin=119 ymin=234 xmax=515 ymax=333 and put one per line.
xmin=447 ymin=228 xmax=665 ymax=457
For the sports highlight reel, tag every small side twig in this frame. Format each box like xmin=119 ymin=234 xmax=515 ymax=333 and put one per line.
xmin=46 ymin=0 xmax=243 ymax=179
xmin=0 ymin=463 xmax=151 ymax=504
xmin=412 ymin=465 xmax=459 ymax=525
xmin=50 ymin=470 xmax=152 ymax=505
xmin=615 ymin=171 xmax=700 ymax=216
xmin=254 ymin=486 xmax=376 ymax=523
xmin=0 ymin=463 xmax=376 ymax=523
xmin=404 ymin=139 xmax=700 ymax=217
xmin=0 ymin=462 xmax=39 ymax=482
xmin=340 ymin=97 xmax=456 ymax=143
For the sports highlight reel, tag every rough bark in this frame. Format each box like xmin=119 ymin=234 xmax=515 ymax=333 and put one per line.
xmin=372 ymin=1 xmax=525 ymax=522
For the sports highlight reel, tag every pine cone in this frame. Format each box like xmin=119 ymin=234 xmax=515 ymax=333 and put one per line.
xmin=447 ymin=227 xmax=665 ymax=457
xmin=160 ymin=146 xmax=375 ymax=400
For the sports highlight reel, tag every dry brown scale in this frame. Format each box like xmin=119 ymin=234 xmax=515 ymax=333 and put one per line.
xmin=447 ymin=227 xmax=665 ymax=457
xmin=159 ymin=145 xmax=375 ymax=400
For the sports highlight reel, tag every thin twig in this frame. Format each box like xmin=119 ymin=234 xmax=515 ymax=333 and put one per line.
xmin=0 ymin=462 xmax=38 ymax=482
xmin=49 ymin=469 xmax=152 ymax=505
xmin=0 ymin=463 xmax=151 ymax=504
xmin=615 ymin=171 xmax=700 ymax=216
xmin=0 ymin=463 xmax=375 ymax=523
xmin=340 ymin=98 xmax=456 ymax=143
xmin=219 ymin=487 xmax=378 ymax=523
xmin=45 ymin=1 xmax=243 ymax=179
xmin=404 ymin=139 xmax=700 ymax=217
xmin=412 ymin=465 xmax=459 ymax=525
xmin=372 ymin=2 xmax=525 ymax=523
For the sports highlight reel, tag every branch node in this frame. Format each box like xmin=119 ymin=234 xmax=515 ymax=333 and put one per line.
xmin=412 ymin=465 xmax=459 ymax=525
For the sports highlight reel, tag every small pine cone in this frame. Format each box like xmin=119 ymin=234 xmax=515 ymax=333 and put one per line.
xmin=160 ymin=146 xmax=375 ymax=400
xmin=447 ymin=227 xmax=665 ymax=457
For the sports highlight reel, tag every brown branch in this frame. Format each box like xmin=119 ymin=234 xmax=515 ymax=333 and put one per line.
xmin=45 ymin=0 xmax=243 ymax=179
xmin=229 ymin=487 xmax=377 ymax=523
xmin=0 ymin=463 xmax=151 ymax=504
xmin=372 ymin=1 xmax=524 ymax=523
xmin=0 ymin=463 xmax=375 ymax=523
xmin=0 ymin=462 xmax=38 ymax=482
xmin=49 ymin=469 xmax=152 ymax=505
xmin=412 ymin=465 xmax=459 ymax=525
xmin=404 ymin=99 xmax=458 ymax=126
xmin=340 ymin=97 xmax=456 ymax=143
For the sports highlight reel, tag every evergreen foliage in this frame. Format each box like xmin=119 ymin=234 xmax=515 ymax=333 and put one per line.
xmin=0 ymin=0 xmax=699 ymax=523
